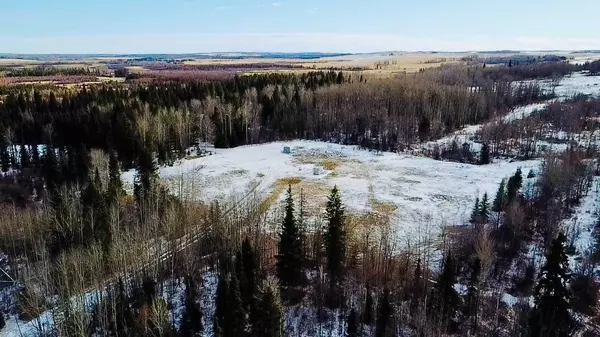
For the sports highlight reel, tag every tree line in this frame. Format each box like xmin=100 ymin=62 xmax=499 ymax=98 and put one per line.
xmin=0 ymin=63 xmax=565 ymax=175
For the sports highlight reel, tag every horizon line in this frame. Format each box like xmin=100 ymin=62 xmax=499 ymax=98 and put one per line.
xmin=1 ymin=50 xmax=597 ymax=57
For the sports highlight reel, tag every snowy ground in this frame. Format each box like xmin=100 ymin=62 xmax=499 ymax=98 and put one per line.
xmin=124 ymin=140 xmax=540 ymax=245
xmin=418 ymin=72 xmax=600 ymax=156
xmin=565 ymin=177 xmax=600 ymax=272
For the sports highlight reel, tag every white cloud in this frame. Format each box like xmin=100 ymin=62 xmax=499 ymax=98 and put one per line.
xmin=2 ymin=33 xmax=600 ymax=54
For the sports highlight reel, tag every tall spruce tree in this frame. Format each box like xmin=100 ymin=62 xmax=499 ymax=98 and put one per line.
xmin=464 ymin=257 xmax=481 ymax=334
xmin=134 ymin=145 xmax=158 ymax=202
xmin=346 ymin=308 xmax=359 ymax=337
xmin=107 ymin=150 xmax=124 ymax=203
xmin=529 ymin=233 xmax=574 ymax=337
xmin=277 ymin=186 xmax=305 ymax=288
xmin=470 ymin=197 xmax=480 ymax=223
xmin=479 ymin=193 xmax=490 ymax=221
xmin=31 ymin=143 xmax=40 ymax=168
xmin=492 ymin=179 xmax=506 ymax=213
xmin=375 ymin=288 xmax=392 ymax=337
xmin=241 ymin=238 xmax=258 ymax=310
xmin=433 ymin=253 xmax=460 ymax=332
xmin=214 ymin=274 xmax=229 ymax=337
xmin=74 ymin=143 xmax=91 ymax=184
xmin=363 ymin=284 xmax=374 ymax=325
xmin=0 ymin=145 xmax=10 ymax=172
xmin=251 ymin=286 xmax=283 ymax=337
xmin=480 ymin=143 xmax=490 ymax=165
xmin=225 ymin=272 xmax=247 ymax=337
xmin=492 ymin=179 xmax=506 ymax=228
xmin=506 ymin=168 xmax=523 ymax=204
xmin=235 ymin=250 xmax=249 ymax=311
xmin=81 ymin=170 xmax=107 ymax=246
xmin=410 ymin=258 xmax=425 ymax=316
xmin=19 ymin=143 xmax=30 ymax=169
xmin=114 ymin=278 xmax=132 ymax=336
xmin=43 ymin=146 xmax=62 ymax=196
xmin=324 ymin=186 xmax=347 ymax=287
xmin=180 ymin=276 xmax=203 ymax=336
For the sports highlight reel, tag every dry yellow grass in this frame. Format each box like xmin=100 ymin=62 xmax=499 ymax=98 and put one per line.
xmin=371 ymin=199 xmax=398 ymax=214
xmin=294 ymin=157 xmax=352 ymax=171
xmin=125 ymin=66 xmax=146 ymax=72
xmin=259 ymin=177 xmax=303 ymax=214
xmin=322 ymin=160 xmax=338 ymax=170
xmin=367 ymin=183 xmax=398 ymax=215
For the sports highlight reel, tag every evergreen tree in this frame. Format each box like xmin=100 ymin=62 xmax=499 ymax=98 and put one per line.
xmin=324 ymin=186 xmax=347 ymax=287
xmin=0 ymin=312 xmax=5 ymax=330
xmin=31 ymin=144 xmax=40 ymax=168
xmin=225 ymin=272 xmax=247 ymax=337
xmin=91 ymin=170 xmax=111 ymax=254
xmin=82 ymin=171 xmax=105 ymax=245
xmin=433 ymin=253 xmax=460 ymax=332
xmin=180 ymin=276 xmax=203 ymax=336
xmin=492 ymin=179 xmax=506 ymax=213
xmin=529 ymin=233 xmax=574 ymax=337
xmin=142 ymin=276 xmax=157 ymax=305
xmin=43 ymin=146 xmax=62 ymax=196
xmin=470 ymin=197 xmax=480 ymax=223
xmin=107 ymin=150 xmax=124 ymax=203
xmin=375 ymin=288 xmax=392 ymax=337
xmin=464 ymin=258 xmax=481 ymax=333
xmin=241 ymin=238 xmax=257 ymax=310
xmin=251 ymin=286 xmax=283 ymax=337
xmin=0 ymin=145 xmax=10 ymax=172
xmin=480 ymin=143 xmax=490 ymax=165
xmin=277 ymin=185 xmax=305 ymax=288
xmin=410 ymin=258 xmax=424 ymax=314
xmin=19 ymin=143 xmax=30 ymax=169
xmin=114 ymin=278 xmax=133 ymax=336
xmin=74 ymin=143 xmax=91 ymax=184
xmin=479 ymin=192 xmax=490 ymax=221
xmin=363 ymin=284 xmax=374 ymax=325
xmin=134 ymin=145 xmax=158 ymax=202
xmin=506 ymin=168 xmax=523 ymax=204
xmin=346 ymin=308 xmax=359 ymax=337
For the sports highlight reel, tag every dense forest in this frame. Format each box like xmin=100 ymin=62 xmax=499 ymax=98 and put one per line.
xmin=0 ymin=60 xmax=600 ymax=336
xmin=0 ymin=64 xmax=561 ymax=171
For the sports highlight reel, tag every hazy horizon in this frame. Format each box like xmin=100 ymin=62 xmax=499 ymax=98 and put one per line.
xmin=2 ymin=0 xmax=600 ymax=54
xmin=0 ymin=50 xmax=597 ymax=57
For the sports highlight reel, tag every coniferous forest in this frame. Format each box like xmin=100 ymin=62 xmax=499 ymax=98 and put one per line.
xmin=0 ymin=58 xmax=599 ymax=336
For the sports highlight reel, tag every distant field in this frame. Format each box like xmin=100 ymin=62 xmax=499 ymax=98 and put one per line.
xmin=185 ymin=53 xmax=462 ymax=73
xmin=2 ymin=51 xmax=599 ymax=83
xmin=0 ymin=58 xmax=42 ymax=65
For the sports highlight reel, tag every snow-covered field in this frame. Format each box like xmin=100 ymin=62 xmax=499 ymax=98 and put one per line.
xmin=553 ymin=72 xmax=600 ymax=98
xmin=119 ymin=72 xmax=600 ymax=246
xmin=124 ymin=141 xmax=540 ymax=244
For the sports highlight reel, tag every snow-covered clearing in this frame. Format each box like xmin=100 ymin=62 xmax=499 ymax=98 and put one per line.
xmin=419 ymin=72 xmax=600 ymax=155
xmin=124 ymin=141 xmax=539 ymax=245
xmin=565 ymin=177 xmax=600 ymax=272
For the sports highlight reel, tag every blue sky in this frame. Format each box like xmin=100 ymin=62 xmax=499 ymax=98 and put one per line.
xmin=1 ymin=0 xmax=599 ymax=53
